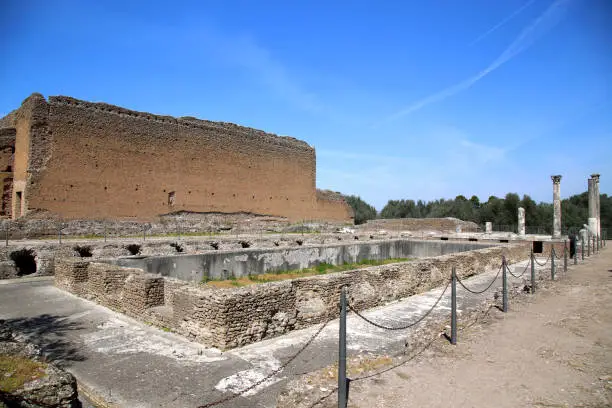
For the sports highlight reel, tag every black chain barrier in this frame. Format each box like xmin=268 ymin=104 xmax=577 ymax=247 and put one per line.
xmin=533 ymin=253 xmax=551 ymax=267
xmin=505 ymin=259 xmax=530 ymax=279
xmin=347 ymin=279 xmax=451 ymax=331
xmin=198 ymin=250 xmax=579 ymax=407
xmin=455 ymin=263 xmax=503 ymax=295
xmin=197 ymin=318 xmax=330 ymax=408
xmin=350 ymin=301 xmax=500 ymax=385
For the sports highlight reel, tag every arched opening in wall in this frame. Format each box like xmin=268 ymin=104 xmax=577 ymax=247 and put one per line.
xmin=10 ymin=248 xmax=37 ymax=276
xmin=126 ymin=244 xmax=141 ymax=256
xmin=73 ymin=245 xmax=93 ymax=257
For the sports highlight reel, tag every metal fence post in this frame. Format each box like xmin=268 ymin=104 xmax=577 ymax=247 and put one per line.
xmin=531 ymin=250 xmax=536 ymax=294
xmin=594 ymin=235 xmax=597 ymax=253
xmin=502 ymin=257 xmax=508 ymax=313
xmin=338 ymin=286 xmax=348 ymax=408
xmin=564 ymin=243 xmax=568 ymax=273
xmin=5 ymin=222 xmax=8 ymax=247
xmin=58 ymin=223 xmax=62 ymax=244
xmin=582 ymin=235 xmax=585 ymax=260
xmin=451 ymin=266 xmax=457 ymax=345
xmin=104 ymin=222 xmax=107 ymax=243
xmin=551 ymin=248 xmax=555 ymax=280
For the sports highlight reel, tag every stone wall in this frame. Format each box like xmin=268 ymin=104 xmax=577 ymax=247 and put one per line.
xmin=363 ymin=218 xmax=480 ymax=232
xmin=0 ymin=232 xmax=376 ymax=278
xmin=55 ymin=242 xmax=531 ymax=349
xmin=110 ymin=239 xmax=496 ymax=283
xmin=55 ymin=259 xmax=164 ymax=318
xmin=0 ymin=94 xmax=352 ymax=223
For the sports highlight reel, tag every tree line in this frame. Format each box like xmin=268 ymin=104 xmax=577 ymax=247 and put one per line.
xmin=344 ymin=192 xmax=611 ymax=233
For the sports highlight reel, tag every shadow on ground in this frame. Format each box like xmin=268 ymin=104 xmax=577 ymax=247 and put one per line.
xmin=1 ymin=314 xmax=86 ymax=367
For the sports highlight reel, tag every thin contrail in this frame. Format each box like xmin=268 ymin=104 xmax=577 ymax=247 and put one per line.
xmin=380 ymin=0 xmax=571 ymax=124
xmin=470 ymin=0 xmax=537 ymax=46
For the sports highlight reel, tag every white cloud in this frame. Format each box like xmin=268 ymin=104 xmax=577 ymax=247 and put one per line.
xmin=469 ymin=0 xmax=536 ymax=46
xmin=380 ymin=0 xmax=571 ymax=123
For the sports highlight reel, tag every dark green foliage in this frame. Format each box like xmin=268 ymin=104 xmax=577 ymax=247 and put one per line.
xmin=380 ymin=192 xmax=610 ymax=233
xmin=343 ymin=195 xmax=377 ymax=224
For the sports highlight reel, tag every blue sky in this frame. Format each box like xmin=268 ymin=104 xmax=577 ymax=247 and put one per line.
xmin=1 ymin=0 xmax=610 ymax=210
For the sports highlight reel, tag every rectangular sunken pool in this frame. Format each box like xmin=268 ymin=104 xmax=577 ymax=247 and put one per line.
xmin=106 ymin=239 xmax=495 ymax=283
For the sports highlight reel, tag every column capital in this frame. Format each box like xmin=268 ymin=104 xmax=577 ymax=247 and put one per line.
xmin=591 ymin=173 xmax=600 ymax=182
xmin=551 ymin=175 xmax=562 ymax=184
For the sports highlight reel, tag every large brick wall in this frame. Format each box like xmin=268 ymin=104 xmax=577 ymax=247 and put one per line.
xmin=0 ymin=94 xmax=352 ymax=222
xmin=55 ymin=242 xmax=531 ymax=349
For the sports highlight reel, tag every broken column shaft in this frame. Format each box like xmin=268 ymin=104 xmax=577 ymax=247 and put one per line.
xmin=518 ymin=207 xmax=525 ymax=236
xmin=591 ymin=174 xmax=600 ymax=237
xmin=588 ymin=177 xmax=597 ymax=236
xmin=552 ymin=175 xmax=562 ymax=238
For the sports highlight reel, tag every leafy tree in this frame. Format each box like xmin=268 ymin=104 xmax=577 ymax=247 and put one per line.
xmin=343 ymin=195 xmax=377 ymax=225
xmin=378 ymin=191 xmax=609 ymax=235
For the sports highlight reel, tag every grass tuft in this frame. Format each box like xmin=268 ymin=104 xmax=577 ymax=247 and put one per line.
xmin=202 ymin=258 xmax=412 ymax=288
xmin=0 ymin=355 xmax=47 ymax=393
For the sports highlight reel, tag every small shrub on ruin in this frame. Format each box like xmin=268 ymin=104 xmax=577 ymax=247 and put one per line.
xmin=239 ymin=241 xmax=251 ymax=248
xmin=273 ymin=241 xmax=280 ymax=247
xmin=210 ymin=242 xmax=220 ymax=250
xmin=295 ymin=239 xmax=303 ymax=246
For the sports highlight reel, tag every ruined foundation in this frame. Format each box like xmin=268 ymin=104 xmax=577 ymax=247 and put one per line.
xmin=55 ymin=241 xmax=531 ymax=349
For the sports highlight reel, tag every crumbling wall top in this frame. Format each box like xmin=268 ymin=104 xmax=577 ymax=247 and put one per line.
xmin=48 ymin=95 xmax=314 ymax=152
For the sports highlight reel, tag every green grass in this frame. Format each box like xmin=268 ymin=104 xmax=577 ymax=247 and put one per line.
xmin=0 ymin=355 xmax=47 ymax=393
xmin=202 ymin=257 xmax=412 ymax=288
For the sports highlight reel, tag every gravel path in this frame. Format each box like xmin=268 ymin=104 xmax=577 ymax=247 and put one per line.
xmin=347 ymin=247 xmax=612 ymax=408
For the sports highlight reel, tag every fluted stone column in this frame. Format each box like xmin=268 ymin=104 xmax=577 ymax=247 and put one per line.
xmin=588 ymin=177 xmax=597 ymax=236
xmin=518 ymin=207 xmax=525 ymax=236
xmin=591 ymin=174 xmax=600 ymax=236
xmin=485 ymin=222 xmax=492 ymax=234
xmin=552 ymin=175 xmax=562 ymax=238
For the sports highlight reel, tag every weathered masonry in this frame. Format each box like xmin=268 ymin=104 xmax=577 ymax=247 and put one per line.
xmin=0 ymin=93 xmax=352 ymax=222
xmin=55 ymin=241 xmax=531 ymax=349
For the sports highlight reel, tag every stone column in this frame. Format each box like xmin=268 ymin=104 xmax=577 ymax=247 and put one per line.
xmin=485 ymin=222 xmax=492 ymax=234
xmin=518 ymin=207 xmax=525 ymax=236
xmin=552 ymin=175 xmax=562 ymax=238
xmin=591 ymin=174 xmax=600 ymax=236
xmin=588 ymin=177 xmax=597 ymax=236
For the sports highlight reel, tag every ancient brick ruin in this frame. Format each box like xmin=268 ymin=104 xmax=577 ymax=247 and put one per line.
xmin=55 ymin=241 xmax=531 ymax=349
xmin=0 ymin=93 xmax=352 ymax=223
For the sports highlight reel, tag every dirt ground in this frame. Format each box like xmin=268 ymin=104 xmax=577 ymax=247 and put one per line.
xmin=348 ymin=248 xmax=612 ymax=408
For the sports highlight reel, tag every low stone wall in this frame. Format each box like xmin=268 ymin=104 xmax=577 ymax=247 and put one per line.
xmin=108 ymin=239 xmax=495 ymax=283
xmin=363 ymin=217 xmax=480 ymax=232
xmin=55 ymin=260 xmax=165 ymax=319
xmin=0 ymin=233 xmax=368 ymax=279
xmin=55 ymin=243 xmax=530 ymax=349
